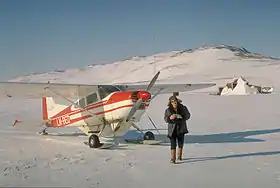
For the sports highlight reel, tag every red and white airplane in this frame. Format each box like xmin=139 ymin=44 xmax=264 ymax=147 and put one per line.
xmin=0 ymin=71 xmax=215 ymax=148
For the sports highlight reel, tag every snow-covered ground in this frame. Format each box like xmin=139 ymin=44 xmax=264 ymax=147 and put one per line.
xmin=1 ymin=45 xmax=280 ymax=187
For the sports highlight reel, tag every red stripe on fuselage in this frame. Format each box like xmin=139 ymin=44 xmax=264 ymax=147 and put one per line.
xmin=49 ymin=104 xmax=138 ymax=127
xmin=51 ymin=91 xmax=134 ymax=119
xmin=49 ymin=91 xmax=135 ymax=120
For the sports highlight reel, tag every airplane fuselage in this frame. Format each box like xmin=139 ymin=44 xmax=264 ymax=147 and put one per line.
xmin=44 ymin=89 xmax=151 ymax=138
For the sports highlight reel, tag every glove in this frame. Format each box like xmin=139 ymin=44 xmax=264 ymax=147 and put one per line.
xmin=175 ymin=114 xmax=182 ymax=119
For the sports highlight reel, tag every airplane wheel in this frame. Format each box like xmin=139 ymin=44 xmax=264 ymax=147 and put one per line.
xmin=88 ymin=134 xmax=100 ymax=148
xmin=143 ymin=131 xmax=155 ymax=140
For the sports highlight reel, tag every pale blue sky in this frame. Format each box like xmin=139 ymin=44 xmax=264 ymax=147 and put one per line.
xmin=1 ymin=0 xmax=280 ymax=80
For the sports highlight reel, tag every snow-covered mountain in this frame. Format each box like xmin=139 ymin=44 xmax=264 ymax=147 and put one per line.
xmin=10 ymin=44 xmax=280 ymax=87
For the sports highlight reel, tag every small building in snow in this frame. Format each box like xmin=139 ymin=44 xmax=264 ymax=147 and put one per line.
xmin=214 ymin=77 xmax=274 ymax=96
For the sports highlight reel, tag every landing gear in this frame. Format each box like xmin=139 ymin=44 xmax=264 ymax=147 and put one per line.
xmin=88 ymin=134 xmax=101 ymax=148
xmin=124 ymin=130 xmax=160 ymax=145
xmin=131 ymin=123 xmax=155 ymax=140
xmin=143 ymin=131 xmax=155 ymax=140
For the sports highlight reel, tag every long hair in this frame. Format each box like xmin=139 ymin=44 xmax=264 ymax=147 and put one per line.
xmin=167 ymin=96 xmax=179 ymax=109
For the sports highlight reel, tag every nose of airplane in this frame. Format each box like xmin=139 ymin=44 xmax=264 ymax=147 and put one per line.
xmin=137 ymin=91 xmax=151 ymax=102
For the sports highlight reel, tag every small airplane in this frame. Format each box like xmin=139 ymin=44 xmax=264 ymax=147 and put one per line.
xmin=0 ymin=71 xmax=215 ymax=148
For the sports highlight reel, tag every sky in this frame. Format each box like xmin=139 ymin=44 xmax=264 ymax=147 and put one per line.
xmin=1 ymin=0 xmax=280 ymax=80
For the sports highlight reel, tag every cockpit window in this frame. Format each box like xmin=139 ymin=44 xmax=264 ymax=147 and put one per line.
xmin=98 ymin=85 xmax=122 ymax=99
xmin=114 ymin=85 xmax=127 ymax=91
xmin=86 ymin=92 xmax=98 ymax=105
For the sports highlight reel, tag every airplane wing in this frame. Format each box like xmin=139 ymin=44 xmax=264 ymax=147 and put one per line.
xmin=122 ymin=83 xmax=216 ymax=95
xmin=0 ymin=81 xmax=99 ymax=99
xmin=0 ymin=81 xmax=215 ymax=99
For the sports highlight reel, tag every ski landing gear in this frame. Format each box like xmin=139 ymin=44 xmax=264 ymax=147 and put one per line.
xmin=125 ymin=131 xmax=161 ymax=145
xmin=38 ymin=127 xmax=48 ymax=135
xmin=141 ymin=131 xmax=162 ymax=145
xmin=125 ymin=122 xmax=161 ymax=145
xmin=143 ymin=131 xmax=155 ymax=140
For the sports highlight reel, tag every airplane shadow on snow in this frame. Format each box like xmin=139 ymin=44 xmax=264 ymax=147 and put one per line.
xmin=47 ymin=128 xmax=280 ymax=144
xmin=181 ymin=150 xmax=280 ymax=164
xmin=43 ymin=128 xmax=280 ymax=151
xmin=128 ymin=128 xmax=280 ymax=164
xmin=138 ymin=127 xmax=280 ymax=145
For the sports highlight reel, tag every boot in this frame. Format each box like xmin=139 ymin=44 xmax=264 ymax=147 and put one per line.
xmin=170 ymin=149 xmax=176 ymax=163
xmin=177 ymin=147 xmax=183 ymax=161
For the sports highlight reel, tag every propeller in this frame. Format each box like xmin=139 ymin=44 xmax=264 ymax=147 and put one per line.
xmin=126 ymin=71 xmax=160 ymax=122
xmin=146 ymin=71 xmax=160 ymax=92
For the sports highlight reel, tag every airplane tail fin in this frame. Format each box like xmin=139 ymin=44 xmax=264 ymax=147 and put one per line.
xmin=42 ymin=97 xmax=70 ymax=121
xmin=12 ymin=97 xmax=70 ymax=127
xmin=12 ymin=97 xmax=72 ymax=128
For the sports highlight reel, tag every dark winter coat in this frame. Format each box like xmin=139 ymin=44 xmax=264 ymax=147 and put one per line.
xmin=164 ymin=103 xmax=191 ymax=138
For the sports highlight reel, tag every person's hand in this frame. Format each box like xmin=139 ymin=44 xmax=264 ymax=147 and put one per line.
xmin=176 ymin=114 xmax=182 ymax=119
xmin=170 ymin=114 xmax=176 ymax=120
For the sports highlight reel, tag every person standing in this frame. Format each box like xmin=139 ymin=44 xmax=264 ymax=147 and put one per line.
xmin=164 ymin=96 xmax=191 ymax=163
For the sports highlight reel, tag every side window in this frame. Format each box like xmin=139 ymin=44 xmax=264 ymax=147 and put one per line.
xmin=78 ymin=98 xmax=85 ymax=108
xmin=86 ymin=92 xmax=98 ymax=105
xmin=75 ymin=98 xmax=86 ymax=108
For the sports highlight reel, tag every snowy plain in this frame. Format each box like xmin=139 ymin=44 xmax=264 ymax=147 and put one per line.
xmin=1 ymin=45 xmax=280 ymax=187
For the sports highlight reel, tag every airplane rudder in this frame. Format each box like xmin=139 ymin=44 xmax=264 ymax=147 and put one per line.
xmin=42 ymin=97 xmax=48 ymax=120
